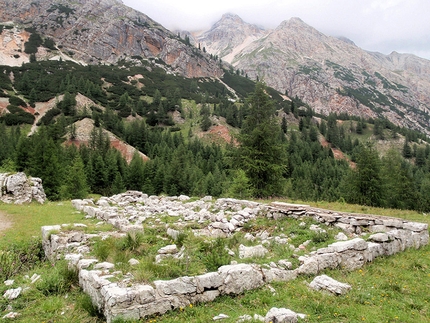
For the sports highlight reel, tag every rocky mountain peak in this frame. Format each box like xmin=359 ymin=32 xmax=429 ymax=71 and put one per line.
xmin=197 ymin=14 xmax=430 ymax=135
xmin=0 ymin=0 xmax=222 ymax=78
xmin=195 ymin=13 xmax=266 ymax=63
xmin=219 ymin=13 xmax=245 ymax=24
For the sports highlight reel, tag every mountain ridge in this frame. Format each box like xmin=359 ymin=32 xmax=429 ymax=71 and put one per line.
xmin=193 ymin=14 xmax=430 ymax=135
xmin=0 ymin=0 xmax=223 ymax=78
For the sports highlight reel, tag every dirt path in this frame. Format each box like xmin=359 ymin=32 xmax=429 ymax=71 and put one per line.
xmin=0 ymin=210 xmax=13 ymax=233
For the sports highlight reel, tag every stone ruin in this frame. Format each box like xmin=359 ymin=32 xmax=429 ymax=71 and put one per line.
xmin=41 ymin=191 xmax=429 ymax=322
xmin=0 ymin=172 xmax=46 ymax=204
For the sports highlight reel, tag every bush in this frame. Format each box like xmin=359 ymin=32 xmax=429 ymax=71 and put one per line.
xmin=9 ymin=96 xmax=27 ymax=107
xmin=0 ymin=238 xmax=43 ymax=280
xmin=0 ymin=251 xmax=20 ymax=280
xmin=36 ymin=260 xmax=78 ymax=295
xmin=199 ymin=238 xmax=230 ymax=272
xmin=1 ymin=105 xmax=35 ymax=125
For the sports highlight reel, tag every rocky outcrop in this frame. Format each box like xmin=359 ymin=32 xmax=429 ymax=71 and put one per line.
xmin=196 ymin=15 xmax=430 ymax=135
xmin=0 ymin=172 xmax=46 ymax=204
xmin=0 ymin=0 xmax=222 ymax=78
xmin=41 ymin=193 xmax=428 ymax=322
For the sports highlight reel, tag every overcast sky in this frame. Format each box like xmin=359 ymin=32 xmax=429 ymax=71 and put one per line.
xmin=122 ymin=0 xmax=430 ymax=60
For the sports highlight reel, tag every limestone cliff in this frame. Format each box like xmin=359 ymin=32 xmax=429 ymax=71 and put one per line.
xmin=196 ymin=15 xmax=430 ymax=134
xmin=0 ymin=0 xmax=222 ymax=78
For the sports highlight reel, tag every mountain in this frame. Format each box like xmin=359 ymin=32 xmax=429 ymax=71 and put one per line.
xmin=195 ymin=15 xmax=430 ymax=135
xmin=0 ymin=0 xmax=222 ymax=78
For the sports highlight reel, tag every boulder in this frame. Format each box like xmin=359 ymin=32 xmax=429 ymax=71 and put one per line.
xmin=0 ymin=172 xmax=46 ymax=204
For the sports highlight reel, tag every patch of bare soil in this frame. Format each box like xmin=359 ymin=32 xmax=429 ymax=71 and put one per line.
xmin=319 ymin=135 xmax=356 ymax=168
xmin=0 ymin=211 xmax=12 ymax=233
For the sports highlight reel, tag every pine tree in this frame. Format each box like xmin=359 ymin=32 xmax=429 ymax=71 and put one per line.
xmin=61 ymin=155 xmax=88 ymax=199
xmin=341 ymin=142 xmax=382 ymax=206
xmin=235 ymin=83 xmax=287 ymax=197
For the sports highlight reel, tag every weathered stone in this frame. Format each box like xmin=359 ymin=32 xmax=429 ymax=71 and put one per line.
xmin=369 ymin=233 xmax=390 ymax=242
xmin=324 ymin=238 xmax=368 ymax=253
xmin=334 ymin=232 xmax=348 ymax=241
xmin=239 ymin=244 xmax=268 ymax=259
xmin=154 ymin=276 xmax=196 ymax=296
xmin=128 ymin=258 xmax=140 ymax=266
xmin=195 ymin=272 xmax=224 ymax=293
xmin=264 ymin=307 xmax=298 ymax=323
xmin=94 ymin=262 xmax=115 ymax=270
xmin=402 ymin=222 xmax=428 ymax=232
xmin=309 ymin=275 xmax=351 ymax=295
xmin=383 ymin=219 xmax=404 ymax=228
xmin=157 ymin=245 xmax=178 ymax=254
xmin=3 ymin=287 xmax=22 ymax=300
xmin=213 ymin=313 xmax=229 ymax=320
xmin=263 ymin=268 xmax=297 ymax=283
xmin=218 ymin=264 xmax=264 ymax=295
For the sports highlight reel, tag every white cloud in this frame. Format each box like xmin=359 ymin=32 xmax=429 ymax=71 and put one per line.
xmin=122 ymin=0 xmax=430 ymax=59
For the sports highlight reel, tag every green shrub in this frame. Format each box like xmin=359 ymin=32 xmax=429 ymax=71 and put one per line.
xmin=199 ymin=238 xmax=230 ymax=272
xmin=36 ymin=260 xmax=78 ymax=295
xmin=93 ymin=237 xmax=114 ymax=261
xmin=0 ymin=251 xmax=20 ymax=280
xmin=121 ymin=231 xmax=144 ymax=252
xmin=0 ymin=238 xmax=43 ymax=280
xmin=9 ymin=96 xmax=27 ymax=107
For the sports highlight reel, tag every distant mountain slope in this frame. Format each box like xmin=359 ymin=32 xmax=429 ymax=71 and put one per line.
xmin=0 ymin=0 xmax=222 ymax=78
xmin=195 ymin=15 xmax=430 ymax=134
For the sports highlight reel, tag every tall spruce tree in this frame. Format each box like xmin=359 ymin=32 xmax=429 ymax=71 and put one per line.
xmin=235 ymin=83 xmax=287 ymax=197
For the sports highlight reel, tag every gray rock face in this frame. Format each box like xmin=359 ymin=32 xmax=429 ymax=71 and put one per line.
xmin=0 ymin=0 xmax=222 ymax=78
xmin=196 ymin=15 xmax=430 ymax=135
xmin=0 ymin=172 xmax=46 ymax=204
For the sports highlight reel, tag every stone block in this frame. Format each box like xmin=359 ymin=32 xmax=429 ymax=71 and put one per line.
xmin=309 ymin=275 xmax=351 ymax=295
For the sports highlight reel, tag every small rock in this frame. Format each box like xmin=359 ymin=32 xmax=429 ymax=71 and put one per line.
xmin=309 ymin=275 xmax=351 ymax=295
xmin=213 ymin=313 xmax=229 ymax=320
xmin=278 ymin=260 xmax=293 ymax=270
xmin=157 ymin=244 xmax=178 ymax=254
xmin=2 ymin=312 xmax=20 ymax=319
xmin=265 ymin=307 xmax=298 ymax=323
xmin=4 ymin=280 xmax=14 ymax=286
xmin=237 ymin=314 xmax=252 ymax=322
xmin=254 ymin=314 xmax=265 ymax=322
xmin=30 ymin=274 xmax=41 ymax=284
xmin=93 ymin=262 xmax=115 ymax=270
xmin=128 ymin=258 xmax=140 ymax=266
xmin=239 ymin=244 xmax=268 ymax=259
xmin=335 ymin=232 xmax=348 ymax=241
xmin=3 ymin=287 xmax=22 ymax=300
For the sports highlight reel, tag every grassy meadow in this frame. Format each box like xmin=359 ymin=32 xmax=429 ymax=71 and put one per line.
xmin=0 ymin=200 xmax=429 ymax=323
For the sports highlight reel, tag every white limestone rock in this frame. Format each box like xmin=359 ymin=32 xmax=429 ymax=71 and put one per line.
xmin=309 ymin=275 xmax=351 ymax=295
xmin=218 ymin=264 xmax=265 ymax=295
xmin=264 ymin=307 xmax=298 ymax=323
xmin=3 ymin=287 xmax=22 ymax=300
xmin=238 ymin=244 xmax=268 ymax=259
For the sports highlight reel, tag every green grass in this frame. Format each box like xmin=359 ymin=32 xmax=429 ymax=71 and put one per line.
xmin=0 ymin=200 xmax=429 ymax=322
xmin=0 ymin=201 xmax=89 ymax=248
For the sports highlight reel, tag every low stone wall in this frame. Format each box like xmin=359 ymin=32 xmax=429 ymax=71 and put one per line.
xmin=41 ymin=193 xmax=429 ymax=322
xmin=0 ymin=172 xmax=46 ymax=204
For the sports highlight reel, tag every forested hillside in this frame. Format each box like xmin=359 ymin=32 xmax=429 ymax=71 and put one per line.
xmin=1 ymin=56 xmax=430 ymax=212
